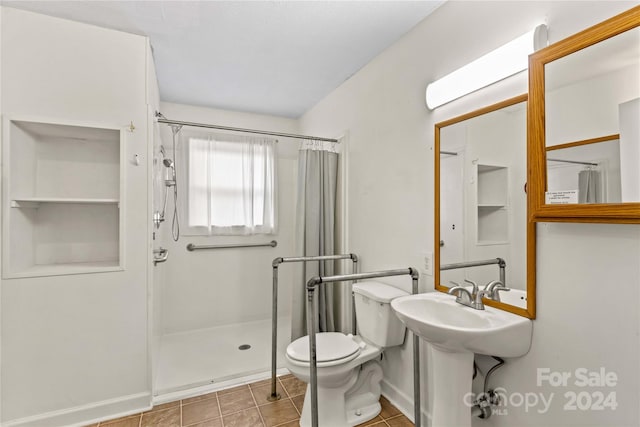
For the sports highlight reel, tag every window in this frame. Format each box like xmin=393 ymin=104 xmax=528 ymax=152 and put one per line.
xmin=187 ymin=134 xmax=277 ymax=235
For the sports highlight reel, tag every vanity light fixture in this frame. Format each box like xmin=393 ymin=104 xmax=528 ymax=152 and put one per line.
xmin=425 ymin=24 xmax=548 ymax=109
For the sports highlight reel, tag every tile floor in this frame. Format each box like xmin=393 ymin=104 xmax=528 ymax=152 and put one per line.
xmin=88 ymin=375 xmax=414 ymax=427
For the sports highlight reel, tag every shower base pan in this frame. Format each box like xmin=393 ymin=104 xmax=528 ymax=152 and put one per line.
xmin=154 ymin=316 xmax=291 ymax=396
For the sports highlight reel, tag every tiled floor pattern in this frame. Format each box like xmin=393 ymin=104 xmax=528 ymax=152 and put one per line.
xmin=89 ymin=375 xmax=414 ymax=427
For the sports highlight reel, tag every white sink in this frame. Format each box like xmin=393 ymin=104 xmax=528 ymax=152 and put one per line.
xmin=390 ymin=292 xmax=532 ymax=357
xmin=391 ymin=292 xmax=533 ymax=427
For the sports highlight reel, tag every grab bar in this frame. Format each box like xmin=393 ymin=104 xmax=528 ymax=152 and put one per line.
xmin=187 ymin=240 xmax=277 ymax=251
xmin=305 ymin=268 xmax=421 ymax=427
xmin=441 ymin=257 xmax=506 ymax=286
xmin=269 ymin=254 xmax=359 ymax=402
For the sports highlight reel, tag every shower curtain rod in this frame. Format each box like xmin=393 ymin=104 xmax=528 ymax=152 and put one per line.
xmin=547 ymin=158 xmax=598 ymax=166
xmin=155 ymin=112 xmax=339 ymax=143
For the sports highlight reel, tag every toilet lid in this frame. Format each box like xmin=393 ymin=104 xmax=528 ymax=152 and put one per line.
xmin=287 ymin=332 xmax=360 ymax=364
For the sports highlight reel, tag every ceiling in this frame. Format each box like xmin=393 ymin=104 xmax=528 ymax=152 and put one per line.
xmin=2 ymin=1 xmax=445 ymax=118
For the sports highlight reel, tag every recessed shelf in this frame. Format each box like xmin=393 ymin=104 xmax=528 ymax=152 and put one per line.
xmin=3 ymin=117 xmax=123 ymax=278
xmin=476 ymin=164 xmax=509 ymax=245
xmin=9 ymin=260 xmax=122 ymax=279
xmin=11 ymin=197 xmax=120 ymax=208
xmin=477 ymin=204 xmax=506 ymax=208
xmin=477 ymin=240 xmax=510 ymax=246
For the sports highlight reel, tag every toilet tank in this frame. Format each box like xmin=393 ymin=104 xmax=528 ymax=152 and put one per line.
xmin=353 ymin=281 xmax=409 ymax=348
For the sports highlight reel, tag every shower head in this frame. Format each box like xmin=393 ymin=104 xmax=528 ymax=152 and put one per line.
xmin=163 ymin=158 xmax=176 ymax=185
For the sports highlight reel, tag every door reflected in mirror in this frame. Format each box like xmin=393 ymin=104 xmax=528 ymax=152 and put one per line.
xmin=435 ymin=95 xmax=535 ymax=318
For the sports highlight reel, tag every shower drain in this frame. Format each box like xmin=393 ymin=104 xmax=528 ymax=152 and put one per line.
xmin=238 ymin=344 xmax=251 ymax=350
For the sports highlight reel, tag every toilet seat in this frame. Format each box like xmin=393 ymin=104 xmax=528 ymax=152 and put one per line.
xmin=287 ymin=332 xmax=361 ymax=367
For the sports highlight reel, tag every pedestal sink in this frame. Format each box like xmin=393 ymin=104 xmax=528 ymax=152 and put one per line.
xmin=391 ymin=292 xmax=532 ymax=427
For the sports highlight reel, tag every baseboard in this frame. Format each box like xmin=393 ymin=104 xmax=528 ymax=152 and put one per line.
xmin=3 ymin=392 xmax=151 ymax=427
xmin=381 ymin=379 xmax=429 ymax=426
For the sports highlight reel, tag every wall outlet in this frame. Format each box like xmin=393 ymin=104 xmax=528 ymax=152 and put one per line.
xmin=423 ymin=252 xmax=433 ymax=276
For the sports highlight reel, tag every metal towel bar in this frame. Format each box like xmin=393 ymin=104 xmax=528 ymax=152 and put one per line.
xmin=186 ymin=240 xmax=277 ymax=251
xmin=441 ymin=257 xmax=506 ymax=287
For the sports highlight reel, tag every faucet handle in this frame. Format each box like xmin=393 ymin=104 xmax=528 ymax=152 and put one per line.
xmin=447 ymin=281 xmax=462 ymax=296
xmin=489 ymin=285 xmax=510 ymax=302
xmin=448 ymin=282 xmax=473 ymax=305
xmin=464 ymin=279 xmax=478 ymax=295
xmin=484 ymin=280 xmax=502 ymax=290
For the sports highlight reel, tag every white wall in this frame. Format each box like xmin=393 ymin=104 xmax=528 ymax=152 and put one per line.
xmin=619 ymin=98 xmax=640 ymax=202
xmin=546 ymin=63 xmax=640 ymax=147
xmin=1 ymin=8 xmax=151 ymax=424
xmin=465 ymin=106 xmax=527 ymax=288
xmin=0 ymin=6 xmax=4 ymax=424
xmin=545 ymin=62 xmax=640 ymax=203
xmin=299 ymin=1 xmax=640 ymax=425
xmin=156 ymin=102 xmax=299 ymax=334
xmin=440 ymin=104 xmax=528 ymax=289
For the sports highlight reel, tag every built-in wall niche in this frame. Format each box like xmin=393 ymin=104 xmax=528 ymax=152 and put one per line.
xmin=2 ymin=118 xmax=124 ymax=278
xmin=476 ymin=164 xmax=509 ymax=244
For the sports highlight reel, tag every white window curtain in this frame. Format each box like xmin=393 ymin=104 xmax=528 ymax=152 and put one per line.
xmin=186 ymin=133 xmax=277 ymax=235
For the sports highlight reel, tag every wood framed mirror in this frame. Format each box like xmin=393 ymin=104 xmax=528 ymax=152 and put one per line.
xmin=435 ymin=94 xmax=536 ymax=319
xmin=528 ymin=6 xmax=640 ymax=223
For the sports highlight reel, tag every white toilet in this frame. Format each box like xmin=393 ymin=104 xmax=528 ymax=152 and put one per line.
xmin=285 ymin=281 xmax=408 ymax=427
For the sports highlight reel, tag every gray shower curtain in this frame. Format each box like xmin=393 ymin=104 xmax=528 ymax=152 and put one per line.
xmin=291 ymin=146 xmax=339 ymax=340
xmin=578 ymin=169 xmax=601 ymax=203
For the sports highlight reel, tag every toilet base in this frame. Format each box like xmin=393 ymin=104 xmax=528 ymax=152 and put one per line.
xmin=298 ymin=360 xmax=383 ymax=427
xmin=346 ymin=401 xmax=381 ymax=426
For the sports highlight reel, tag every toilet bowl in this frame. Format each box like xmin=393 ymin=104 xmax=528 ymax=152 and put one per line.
xmin=285 ymin=281 xmax=408 ymax=427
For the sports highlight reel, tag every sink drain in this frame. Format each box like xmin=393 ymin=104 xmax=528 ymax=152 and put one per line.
xmin=238 ymin=344 xmax=251 ymax=350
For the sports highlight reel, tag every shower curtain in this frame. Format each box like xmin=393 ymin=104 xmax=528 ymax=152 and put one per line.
xmin=578 ymin=169 xmax=601 ymax=203
xmin=291 ymin=140 xmax=339 ymax=340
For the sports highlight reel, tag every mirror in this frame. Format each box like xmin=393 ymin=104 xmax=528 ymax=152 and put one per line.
xmin=529 ymin=6 xmax=640 ymax=222
xmin=435 ymin=95 xmax=535 ymax=319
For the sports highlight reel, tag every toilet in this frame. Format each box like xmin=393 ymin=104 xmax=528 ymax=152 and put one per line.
xmin=285 ymin=281 xmax=408 ymax=427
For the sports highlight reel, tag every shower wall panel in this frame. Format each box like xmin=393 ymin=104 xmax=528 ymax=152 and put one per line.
xmin=157 ymin=102 xmax=299 ymax=335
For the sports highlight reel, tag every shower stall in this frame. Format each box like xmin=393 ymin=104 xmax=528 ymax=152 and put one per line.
xmin=149 ymin=107 xmax=344 ymax=401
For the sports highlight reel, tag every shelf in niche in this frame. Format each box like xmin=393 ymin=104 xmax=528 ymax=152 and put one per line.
xmin=477 ymin=204 xmax=506 ymax=208
xmin=10 ymin=260 xmax=122 ymax=279
xmin=11 ymin=197 xmax=120 ymax=208
xmin=477 ymin=240 xmax=509 ymax=246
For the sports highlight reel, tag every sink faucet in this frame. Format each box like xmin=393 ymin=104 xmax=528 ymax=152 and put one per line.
xmin=484 ymin=280 xmax=511 ymax=302
xmin=448 ymin=281 xmax=486 ymax=310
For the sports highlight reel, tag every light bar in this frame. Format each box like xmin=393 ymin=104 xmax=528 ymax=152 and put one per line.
xmin=426 ymin=24 xmax=548 ymax=109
